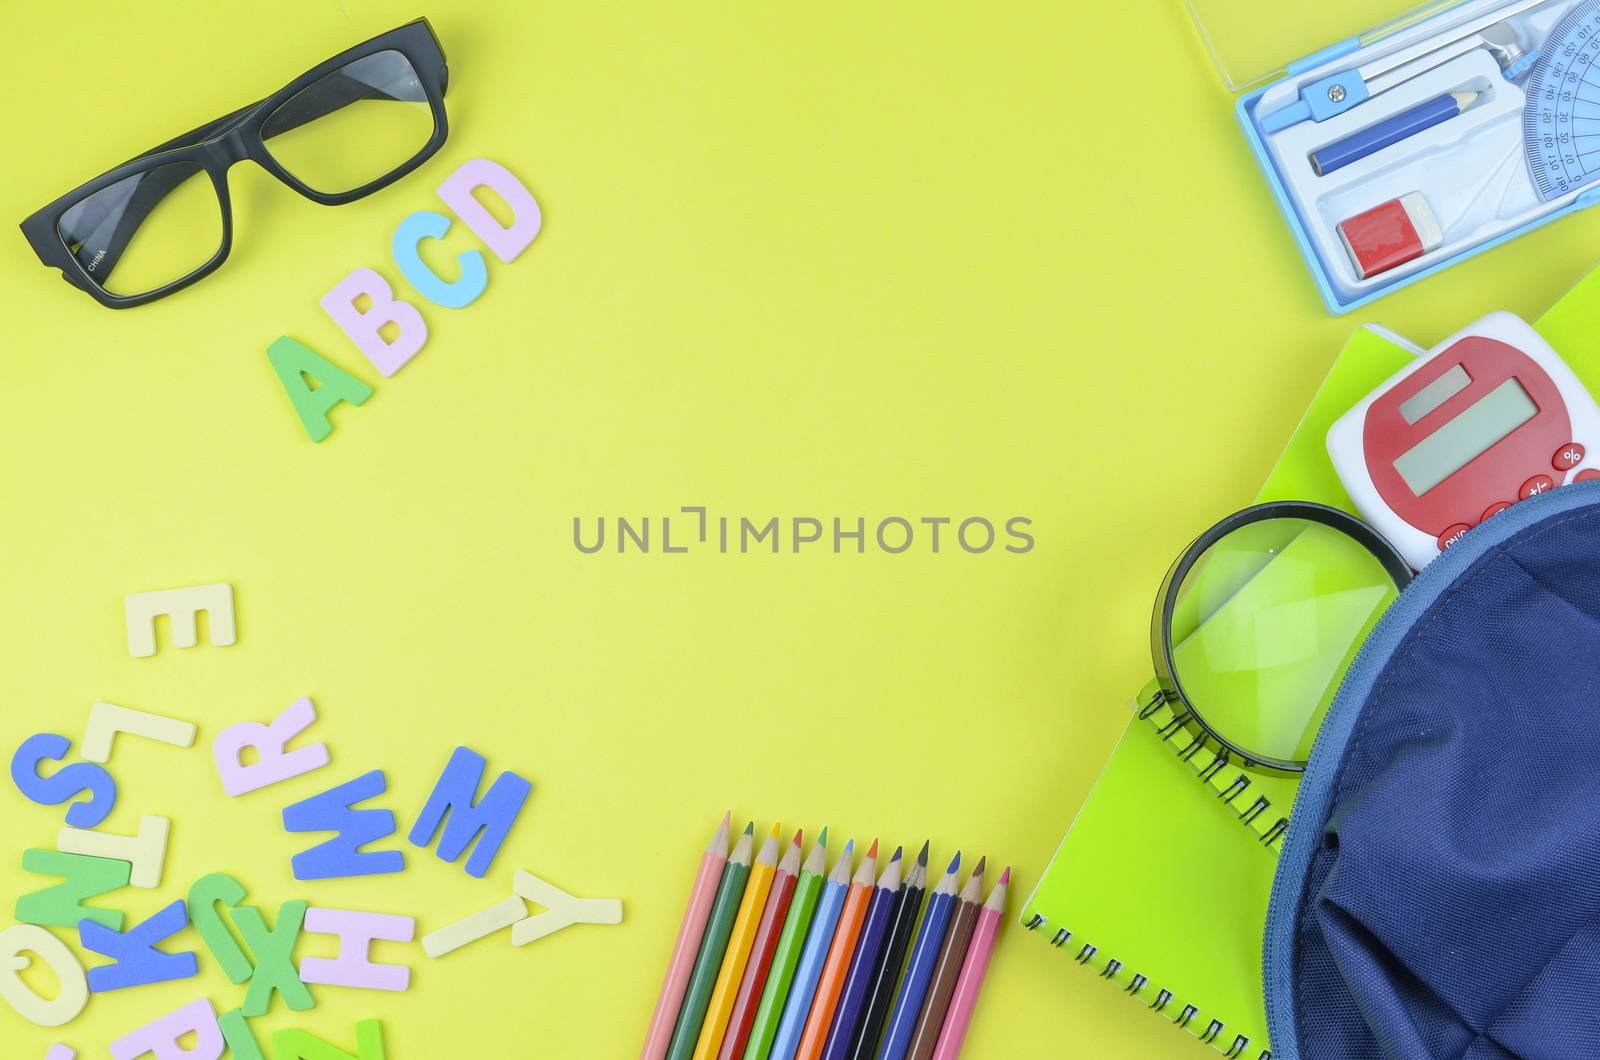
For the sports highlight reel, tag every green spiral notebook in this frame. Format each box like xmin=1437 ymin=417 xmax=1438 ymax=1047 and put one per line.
xmin=1021 ymin=268 xmax=1600 ymax=1059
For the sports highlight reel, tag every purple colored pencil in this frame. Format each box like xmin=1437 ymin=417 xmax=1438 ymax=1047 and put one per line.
xmin=819 ymin=847 xmax=904 ymax=1060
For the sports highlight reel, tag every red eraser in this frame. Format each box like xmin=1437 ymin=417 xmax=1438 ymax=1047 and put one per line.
xmin=1337 ymin=192 xmax=1442 ymax=279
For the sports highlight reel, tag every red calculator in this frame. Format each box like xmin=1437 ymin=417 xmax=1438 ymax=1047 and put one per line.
xmin=1328 ymin=312 xmax=1600 ymax=569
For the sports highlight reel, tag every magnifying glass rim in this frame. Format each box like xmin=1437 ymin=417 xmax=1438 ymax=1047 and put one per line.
xmin=1151 ymin=500 xmax=1414 ymax=774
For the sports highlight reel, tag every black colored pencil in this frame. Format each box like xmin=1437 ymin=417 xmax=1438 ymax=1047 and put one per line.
xmin=846 ymin=840 xmax=930 ymax=1060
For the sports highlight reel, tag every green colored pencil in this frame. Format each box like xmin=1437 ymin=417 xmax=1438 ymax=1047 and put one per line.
xmin=742 ymin=827 xmax=829 ymax=1060
xmin=667 ymin=822 xmax=756 ymax=1060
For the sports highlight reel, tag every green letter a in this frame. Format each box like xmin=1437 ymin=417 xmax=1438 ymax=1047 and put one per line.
xmin=267 ymin=337 xmax=373 ymax=443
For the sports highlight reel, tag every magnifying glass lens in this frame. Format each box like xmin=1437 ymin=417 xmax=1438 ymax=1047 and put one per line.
xmin=1167 ymin=517 xmax=1402 ymax=765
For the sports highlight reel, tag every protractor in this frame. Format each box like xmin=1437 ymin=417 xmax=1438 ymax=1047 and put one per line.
xmin=1525 ymin=0 xmax=1600 ymax=200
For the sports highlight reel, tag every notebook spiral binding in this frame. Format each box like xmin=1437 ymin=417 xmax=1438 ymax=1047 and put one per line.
xmin=1137 ymin=691 xmax=1289 ymax=852
xmin=1024 ymin=912 xmax=1272 ymax=1060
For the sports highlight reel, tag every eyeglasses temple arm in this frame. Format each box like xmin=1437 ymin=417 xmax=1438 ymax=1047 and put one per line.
xmin=72 ymin=165 xmax=199 ymax=283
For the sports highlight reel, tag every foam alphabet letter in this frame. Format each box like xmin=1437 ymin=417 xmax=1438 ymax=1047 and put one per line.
xmin=82 ymin=702 xmax=197 ymax=762
xmin=15 ymin=850 xmax=130 ymax=930
xmin=58 ymin=815 xmax=170 ymax=889
xmin=80 ymin=899 xmax=198 ymax=992
xmin=407 ymin=746 xmax=532 ymax=878
xmin=187 ymin=873 xmax=252 ymax=983
xmin=0 ymin=924 xmax=88 ymax=1027
xmin=213 ymin=697 xmax=330 ymax=797
xmin=236 ymin=900 xmax=315 ymax=1017
xmin=392 ymin=211 xmax=487 ymax=309
xmin=437 ymin=158 xmax=542 ymax=263
xmin=109 ymin=998 xmax=224 ymax=1060
xmin=219 ymin=1009 xmax=267 ymax=1060
xmin=10 ymin=733 xmax=117 ymax=828
xmin=282 ymin=771 xmax=404 ymax=881
xmin=47 ymin=1046 xmax=77 ymax=1060
xmin=267 ymin=337 xmax=374 ymax=444
xmin=125 ymin=583 xmax=236 ymax=657
xmin=297 ymin=908 xmax=414 ymax=992
xmin=509 ymin=870 xmax=624 ymax=946
xmin=319 ymin=269 xmax=427 ymax=377
xmin=420 ymin=895 xmax=525 ymax=958
xmin=270 ymin=1020 xmax=385 ymax=1060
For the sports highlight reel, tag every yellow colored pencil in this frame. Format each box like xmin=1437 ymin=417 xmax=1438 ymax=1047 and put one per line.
xmin=692 ymin=823 xmax=783 ymax=1060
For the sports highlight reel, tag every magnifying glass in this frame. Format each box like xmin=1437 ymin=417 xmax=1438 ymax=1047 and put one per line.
xmin=1149 ymin=501 xmax=1413 ymax=774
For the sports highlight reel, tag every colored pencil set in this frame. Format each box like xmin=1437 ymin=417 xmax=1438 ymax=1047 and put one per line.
xmin=641 ymin=814 xmax=1009 ymax=1060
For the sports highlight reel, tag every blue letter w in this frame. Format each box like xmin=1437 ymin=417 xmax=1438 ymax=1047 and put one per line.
xmin=282 ymin=770 xmax=405 ymax=880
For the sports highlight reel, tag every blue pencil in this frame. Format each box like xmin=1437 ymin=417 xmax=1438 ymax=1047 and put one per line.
xmin=769 ymin=840 xmax=854 ymax=1060
xmin=820 ymin=848 xmax=903 ymax=1060
xmin=874 ymin=852 xmax=961 ymax=1060
xmin=1310 ymin=90 xmax=1478 ymax=176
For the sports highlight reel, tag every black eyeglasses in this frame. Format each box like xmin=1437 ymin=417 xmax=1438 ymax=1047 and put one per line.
xmin=20 ymin=18 xmax=449 ymax=309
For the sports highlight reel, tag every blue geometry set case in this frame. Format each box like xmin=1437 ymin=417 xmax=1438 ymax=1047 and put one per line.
xmin=1190 ymin=0 xmax=1600 ymax=313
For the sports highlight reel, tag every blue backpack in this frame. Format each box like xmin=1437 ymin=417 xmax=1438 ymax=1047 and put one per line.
xmin=1265 ymin=481 xmax=1600 ymax=1059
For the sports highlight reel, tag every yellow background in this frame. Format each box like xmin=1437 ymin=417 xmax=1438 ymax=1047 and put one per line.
xmin=3 ymin=1 xmax=1599 ymax=1056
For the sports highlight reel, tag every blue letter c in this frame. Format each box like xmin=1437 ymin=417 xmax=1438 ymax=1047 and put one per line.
xmin=392 ymin=210 xmax=488 ymax=310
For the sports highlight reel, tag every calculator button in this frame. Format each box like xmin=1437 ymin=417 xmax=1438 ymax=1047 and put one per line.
xmin=1521 ymin=475 xmax=1555 ymax=499
xmin=1577 ymin=469 xmax=1600 ymax=484
xmin=1481 ymin=502 xmax=1513 ymax=521
xmin=1554 ymin=443 xmax=1585 ymax=470
xmin=1438 ymin=524 xmax=1472 ymax=551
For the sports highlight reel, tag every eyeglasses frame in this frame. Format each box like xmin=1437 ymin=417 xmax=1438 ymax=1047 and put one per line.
xmin=19 ymin=17 xmax=449 ymax=309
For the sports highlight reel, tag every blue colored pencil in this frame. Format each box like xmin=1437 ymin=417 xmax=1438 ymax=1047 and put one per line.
xmin=874 ymin=852 xmax=961 ymax=1060
xmin=820 ymin=847 xmax=903 ymax=1060
xmin=769 ymin=839 xmax=854 ymax=1060
xmin=847 ymin=843 xmax=929 ymax=1060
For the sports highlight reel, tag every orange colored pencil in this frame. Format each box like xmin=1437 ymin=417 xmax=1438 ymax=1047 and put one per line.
xmin=793 ymin=839 xmax=880 ymax=1060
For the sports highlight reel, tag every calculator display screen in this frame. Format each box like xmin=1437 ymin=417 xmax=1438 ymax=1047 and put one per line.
xmin=1398 ymin=364 xmax=1471 ymax=424
xmin=1393 ymin=379 xmax=1537 ymax=496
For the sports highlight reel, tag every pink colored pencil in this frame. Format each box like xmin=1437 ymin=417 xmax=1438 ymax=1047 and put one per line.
xmin=928 ymin=867 xmax=1008 ymax=1060
xmin=644 ymin=813 xmax=733 ymax=1060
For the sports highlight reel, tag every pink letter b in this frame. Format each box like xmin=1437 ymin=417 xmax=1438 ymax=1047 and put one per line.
xmin=320 ymin=268 xmax=428 ymax=377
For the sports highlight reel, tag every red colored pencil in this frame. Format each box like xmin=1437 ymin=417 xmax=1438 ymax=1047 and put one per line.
xmin=718 ymin=829 xmax=804 ymax=1060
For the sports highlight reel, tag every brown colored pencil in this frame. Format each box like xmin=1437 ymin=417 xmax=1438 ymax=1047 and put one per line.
xmin=904 ymin=858 xmax=986 ymax=1060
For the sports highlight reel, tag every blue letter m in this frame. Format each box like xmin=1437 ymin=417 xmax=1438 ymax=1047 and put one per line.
xmin=407 ymin=746 xmax=532 ymax=878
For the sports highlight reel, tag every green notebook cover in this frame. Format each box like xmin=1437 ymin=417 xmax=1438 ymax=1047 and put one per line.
xmin=1022 ymin=265 xmax=1600 ymax=1058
